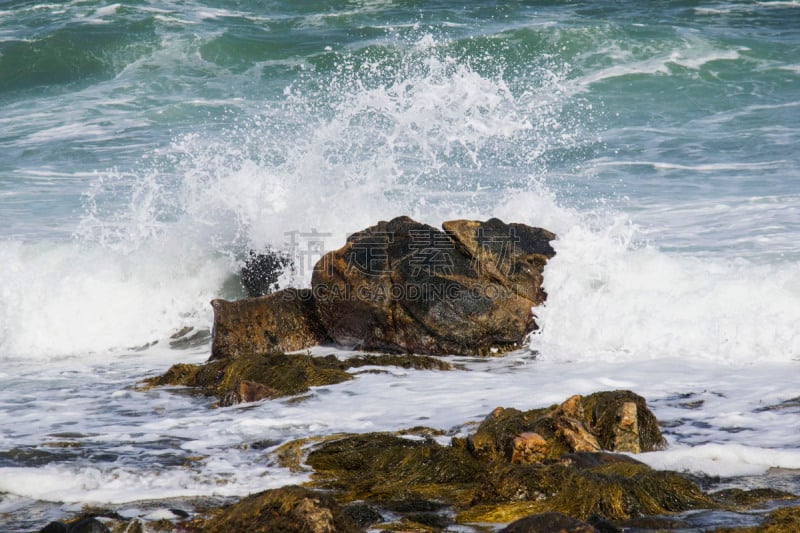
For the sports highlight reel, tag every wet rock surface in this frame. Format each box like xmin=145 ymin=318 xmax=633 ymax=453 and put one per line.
xmin=200 ymin=485 xmax=360 ymax=533
xmin=312 ymin=216 xmax=555 ymax=355
xmin=240 ymin=248 xmax=293 ymax=298
xmin=145 ymin=351 xmax=452 ymax=405
xmin=209 ymin=217 xmax=556 ymax=359
xmin=302 ymin=391 xmax=714 ymax=527
xmin=499 ymin=512 xmax=601 ymax=533
xmin=37 ymin=391 xmax=800 ymax=532
xmin=210 ymin=288 xmax=329 ymax=360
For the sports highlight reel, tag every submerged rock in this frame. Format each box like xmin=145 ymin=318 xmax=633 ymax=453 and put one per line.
xmin=713 ymin=505 xmax=800 ymax=532
xmin=40 ymin=523 xmax=68 ymax=533
xmin=312 ymin=216 xmax=555 ymax=355
xmin=711 ymin=488 xmax=798 ymax=509
xmin=66 ymin=518 xmax=111 ymax=533
xmin=201 ymin=485 xmax=359 ymax=533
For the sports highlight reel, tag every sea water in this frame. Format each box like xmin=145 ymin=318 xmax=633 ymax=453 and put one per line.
xmin=1 ymin=1 xmax=799 ymax=531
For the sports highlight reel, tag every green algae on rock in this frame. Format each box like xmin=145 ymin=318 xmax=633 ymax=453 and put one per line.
xmin=466 ymin=455 xmax=713 ymax=523
xmin=712 ymin=488 xmax=798 ymax=510
xmin=293 ymin=391 xmax=715 ymax=527
xmin=306 ymin=433 xmax=482 ymax=507
xmin=467 ymin=390 xmax=666 ymax=466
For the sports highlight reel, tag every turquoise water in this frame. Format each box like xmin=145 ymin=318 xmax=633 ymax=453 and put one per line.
xmin=1 ymin=1 xmax=800 ymax=530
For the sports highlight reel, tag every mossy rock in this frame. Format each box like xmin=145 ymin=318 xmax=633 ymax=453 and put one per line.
xmin=200 ymin=485 xmax=360 ymax=533
xmin=144 ymin=352 xmax=452 ymax=404
xmin=306 ymin=433 xmax=482 ymax=507
xmin=581 ymin=390 xmax=667 ymax=452
xmin=465 ymin=454 xmax=714 ymax=522
xmin=711 ymin=488 xmax=798 ymax=509
xmin=145 ymin=352 xmax=352 ymax=402
xmin=467 ymin=390 xmax=666 ymax=465
xmin=467 ymin=405 xmax=567 ymax=463
xmin=713 ymin=505 xmax=800 ymax=533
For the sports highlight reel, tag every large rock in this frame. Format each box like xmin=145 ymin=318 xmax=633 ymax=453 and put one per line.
xmin=210 ymin=288 xmax=329 ymax=360
xmin=311 ymin=216 xmax=555 ymax=355
xmin=302 ymin=392 xmax=709 ymax=526
xmin=467 ymin=390 xmax=666 ymax=465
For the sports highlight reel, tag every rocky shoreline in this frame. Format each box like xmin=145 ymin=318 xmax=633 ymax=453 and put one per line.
xmin=37 ymin=218 xmax=800 ymax=532
xmin=36 ymin=394 xmax=800 ymax=532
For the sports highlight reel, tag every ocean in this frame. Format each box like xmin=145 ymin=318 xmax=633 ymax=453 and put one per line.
xmin=1 ymin=0 xmax=799 ymax=530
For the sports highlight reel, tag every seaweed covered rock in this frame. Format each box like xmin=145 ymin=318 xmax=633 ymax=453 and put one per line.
xmin=580 ymin=390 xmax=666 ymax=453
xmin=145 ymin=352 xmax=452 ymax=405
xmin=312 ymin=216 xmax=555 ymax=355
xmin=306 ymin=433 xmax=482 ymax=507
xmin=210 ymin=288 xmax=329 ymax=361
xmin=201 ymin=485 xmax=359 ymax=533
xmin=146 ymin=352 xmax=352 ymax=404
xmin=466 ymin=453 xmax=713 ymax=522
xmin=303 ymin=432 xmax=710 ymax=526
xmin=713 ymin=505 xmax=800 ymax=532
xmin=290 ymin=391 xmax=716 ymax=527
xmin=468 ymin=390 xmax=665 ymax=464
xmin=711 ymin=488 xmax=798 ymax=509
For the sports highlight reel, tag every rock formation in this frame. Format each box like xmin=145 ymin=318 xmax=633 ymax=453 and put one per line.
xmin=302 ymin=391 xmax=709 ymax=528
xmin=211 ymin=216 xmax=556 ymax=359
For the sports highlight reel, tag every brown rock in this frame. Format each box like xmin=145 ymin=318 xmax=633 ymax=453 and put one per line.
xmin=612 ymin=401 xmax=640 ymax=453
xmin=553 ymin=415 xmax=602 ymax=453
xmin=558 ymin=395 xmax=586 ymax=419
xmin=210 ymin=288 xmax=329 ymax=360
xmin=467 ymin=391 xmax=665 ymax=464
xmin=581 ymin=391 xmax=667 ymax=452
xmin=219 ymin=380 xmax=281 ymax=407
xmin=201 ymin=485 xmax=359 ymax=533
xmin=552 ymin=395 xmax=601 ymax=453
xmin=442 ymin=218 xmax=556 ymax=304
xmin=311 ymin=216 xmax=555 ymax=355
xmin=499 ymin=512 xmax=599 ymax=532
xmin=510 ymin=432 xmax=548 ymax=464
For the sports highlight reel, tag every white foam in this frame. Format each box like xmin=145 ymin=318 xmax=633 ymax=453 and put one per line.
xmin=578 ymin=38 xmax=744 ymax=86
xmin=639 ymin=444 xmax=800 ymax=478
xmin=94 ymin=4 xmax=122 ymax=18
xmin=592 ymin=159 xmax=788 ymax=173
xmin=0 ymin=464 xmax=304 ymax=504
xmin=0 ymin=239 xmax=229 ymax=360
xmin=529 ymin=220 xmax=800 ymax=363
